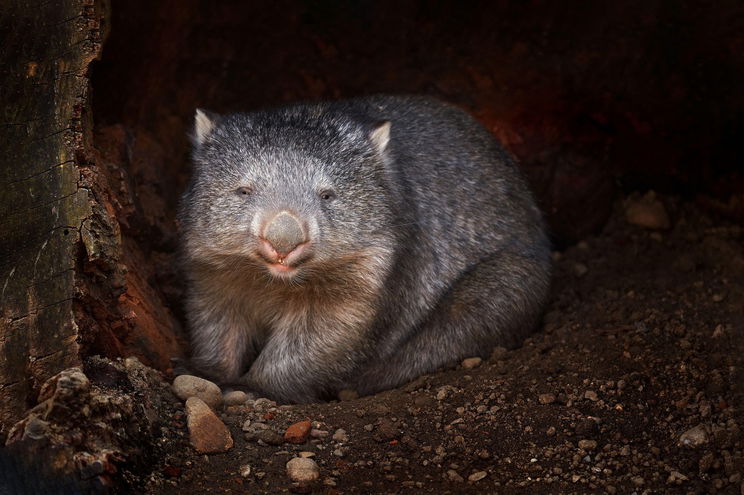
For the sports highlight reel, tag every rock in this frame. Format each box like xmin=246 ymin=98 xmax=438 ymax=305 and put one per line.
xmin=584 ymin=390 xmax=598 ymax=401
xmin=625 ymin=191 xmax=670 ymax=229
xmin=679 ymin=424 xmax=709 ymax=447
xmin=338 ymin=389 xmax=359 ymax=401
xmin=255 ymin=429 xmax=284 ymax=445
xmin=446 ymin=469 xmax=464 ymax=482
xmin=223 ymin=390 xmax=248 ymax=406
xmin=285 ymin=419 xmax=312 ymax=444
xmin=310 ymin=429 xmax=329 ymax=439
xmin=23 ymin=417 xmax=50 ymax=440
xmin=239 ymin=464 xmax=251 ymax=478
xmin=578 ymin=439 xmax=598 ymax=451
xmin=667 ymin=471 xmax=688 ymax=484
xmin=299 ymin=451 xmax=315 ymax=458
xmin=185 ymin=397 xmax=233 ymax=453
xmin=631 ymin=476 xmax=645 ymax=487
xmin=173 ymin=375 xmax=223 ymax=410
xmin=332 ymin=428 xmax=349 ymax=442
xmin=461 ymin=357 xmax=482 ymax=369
xmin=468 ymin=471 xmax=487 ymax=482
xmin=286 ymin=457 xmax=320 ymax=483
xmin=538 ymin=393 xmax=556 ymax=404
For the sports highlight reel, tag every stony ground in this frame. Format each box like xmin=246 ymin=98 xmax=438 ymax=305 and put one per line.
xmin=137 ymin=194 xmax=743 ymax=495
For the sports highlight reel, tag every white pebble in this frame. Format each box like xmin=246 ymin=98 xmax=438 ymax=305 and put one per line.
xmin=173 ymin=375 xmax=222 ymax=410
xmin=286 ymin=457 xmax=320 ymax=482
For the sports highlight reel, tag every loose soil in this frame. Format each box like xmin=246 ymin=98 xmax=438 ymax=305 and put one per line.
xmin=137 ymin=195 xmax=744 ymax=494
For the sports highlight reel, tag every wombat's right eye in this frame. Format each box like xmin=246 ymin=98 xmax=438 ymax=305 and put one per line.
xmin=235 ymin=186 xmax=252 ymax=196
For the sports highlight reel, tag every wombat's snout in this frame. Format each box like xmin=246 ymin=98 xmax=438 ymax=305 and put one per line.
xmin=261 ymin=211 xmax=307 ymax=257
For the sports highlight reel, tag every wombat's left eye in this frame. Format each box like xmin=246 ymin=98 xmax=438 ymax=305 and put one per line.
xmin=235 ymin=186 xmax=252 ymax=196
xmin=319 ymin=190 xmax=336 ymax=202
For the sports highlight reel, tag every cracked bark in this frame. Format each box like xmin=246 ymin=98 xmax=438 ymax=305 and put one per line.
xmin=0 ymin=0 xmax=105 ymax=439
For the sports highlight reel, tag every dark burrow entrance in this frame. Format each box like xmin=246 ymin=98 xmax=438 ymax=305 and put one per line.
xmin=73 ymin=0 xmax=744 ymax=492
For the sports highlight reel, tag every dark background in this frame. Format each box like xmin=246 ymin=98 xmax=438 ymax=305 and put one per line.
xmin=91 ymin=0 xmax=743 ymax=244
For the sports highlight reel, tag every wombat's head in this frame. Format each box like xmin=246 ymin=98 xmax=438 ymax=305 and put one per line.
xmin=179 ymin=105 xmax=397 ymax=283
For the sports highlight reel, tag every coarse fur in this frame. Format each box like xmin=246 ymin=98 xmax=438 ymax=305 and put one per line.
xmin=178 ymin=95 xmax=551 ymax=403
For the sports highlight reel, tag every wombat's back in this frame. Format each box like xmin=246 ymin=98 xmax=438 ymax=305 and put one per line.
xmin=323 ymin=95 xmax=549 ymax=309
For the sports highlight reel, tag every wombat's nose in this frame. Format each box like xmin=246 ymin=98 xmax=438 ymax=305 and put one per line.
xmin=263 ymin=212 xmax=306 ymax=256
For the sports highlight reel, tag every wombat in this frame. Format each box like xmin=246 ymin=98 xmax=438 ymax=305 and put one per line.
xmin=178 ymin=95 xmax=551 ymax=403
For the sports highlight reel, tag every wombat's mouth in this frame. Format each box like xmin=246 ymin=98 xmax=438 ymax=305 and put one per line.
xmin=255 ymin=244 xmax=313 ymax=280
xmin=261 ymin=258 xmax=306 ymax=280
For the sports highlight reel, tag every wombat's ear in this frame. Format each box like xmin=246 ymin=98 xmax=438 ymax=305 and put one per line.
xmin=369 ymin=121 xmax=391 ymax=154
xmin=192 ymin=108 xmax=220 ymax=146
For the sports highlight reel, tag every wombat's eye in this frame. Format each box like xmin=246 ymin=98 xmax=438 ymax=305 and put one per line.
xmin=319 ymin=190 xmax=336 ymax=202
xmin=235 ymin=186 xmax=252 ymax=196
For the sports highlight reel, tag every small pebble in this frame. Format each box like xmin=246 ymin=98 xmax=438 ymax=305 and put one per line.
xmin=173 ymin=375 xmax=223 ymax=410
xmin=310 ymin=429 xmax=329 ymax=439
xmin=184 ymin=397 xmax=233 ymax=453
xmin=679 ymin=424 xmax=709 ymax=446
xmin=332 ymin=428 xmax=349 ymax=442
xmin=538 ymin=393 xmax=556 ymax=404
xmin=461 ymin=357 xmax=482 ymax=369
xmin=578 ymin=439 xmax=597 ymax=451
xmin=256 ymin=430 xmax=284 ymax=445
xmin=338 ymin=389 xmax=359 ymax=401
xmin=667 ymin=471 xmax=688 ymax=484
xmin=468 ymin=471 xmax=487 ymax=482
xmin=446 ymin=470 xmax=464 ymax=482
xmin=239 ymin=464 xmax=251 ymax=478
xmin=285 ymin=419 xmax=312 ymax=444
xmin=223 ymin=390 xmax=248 ymax=406
xmin=333 ymin=448 xmax=346 ymax=457
xmin=286 ymin=457 xmax=320 ymax=483
xmin=625 ymin=191 xmax=670 ymax=229
xmin=584 ymin=390 xmax=598 ymax=401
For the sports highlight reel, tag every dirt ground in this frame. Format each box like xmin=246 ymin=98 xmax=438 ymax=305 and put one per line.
xmin=131 ymin=194 xmax=743 ymax=495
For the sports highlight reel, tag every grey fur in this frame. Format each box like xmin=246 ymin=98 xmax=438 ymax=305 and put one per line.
xmin=178 ymin=95 xmax=551 ymax=403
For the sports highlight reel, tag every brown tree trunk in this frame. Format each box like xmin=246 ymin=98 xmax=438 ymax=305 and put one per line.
xmin=0 ymin=0 xmax=105 ymax=438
